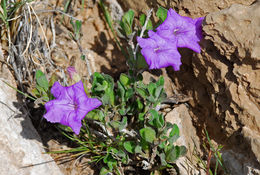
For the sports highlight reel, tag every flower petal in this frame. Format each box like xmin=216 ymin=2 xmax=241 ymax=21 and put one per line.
xmin=177 ymin=34 xmax=201 ymax=53
xmin=45 ymin=81 xmax=103 ymax=135
xmin=140 ymin=48 xmax=157 ymax=69
xmin=156 ymin=8 xmax=203 ymax=53
xmin=76 ymin=97 xmax=102 ymax=121
xmin=194 ymin=17 xmax=204 ymax=40
xmin=51 ymin=82 xmax=74 ymax=101
xmin=158 ymin=48 xmax=182 ymax=70
xmin=137 ymin=36 xmax=157 ymax=49
xmin=44 ymin=99 xmax=73 ymax=123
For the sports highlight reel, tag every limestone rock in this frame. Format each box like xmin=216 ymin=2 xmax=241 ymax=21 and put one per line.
xmin=170 ymin=0 xmax=260 ymax=172
xmin=0 ymin=66 xmax=63 ymax=175
xmin=165 ymin=104 xmax=205 ymax=175
xmin=118 ymin=0 xmax=254 ymax=17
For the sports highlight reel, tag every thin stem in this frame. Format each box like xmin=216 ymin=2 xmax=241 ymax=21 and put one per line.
xmin=133 ymin=8 xmax=153 ymax=61
xmin=2 ymin=80 xmax=36 ymax=101
xmin=206 ymin=149 xmax=212 ymax=175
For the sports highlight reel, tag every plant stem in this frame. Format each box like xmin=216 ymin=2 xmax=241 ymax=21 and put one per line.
xmin=2 ymin=80 xmax=37 ymax=101
xmin=133 ymin=8 xmax=153 ymax=61
xmin=206 ymin=149 xmax=212 ymax=175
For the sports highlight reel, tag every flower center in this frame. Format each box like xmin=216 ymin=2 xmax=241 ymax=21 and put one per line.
xmin=68 ymin=102 xmax=79 ymax=110
xmin=154 ymin=47 xmax=161 ymax=53
xmin=73 ymin=103 xmax=79 ymax=110
xmin=173 ymin=28 xmax=179 ymax=35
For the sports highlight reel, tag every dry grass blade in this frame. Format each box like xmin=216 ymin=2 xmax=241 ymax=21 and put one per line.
xmin=21 ymin=4 xmax=33 ymax=56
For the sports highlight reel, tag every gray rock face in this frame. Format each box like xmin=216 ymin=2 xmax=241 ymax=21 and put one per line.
xmin=171 ymin=1 xmax=260 ymax=173
xmin=0 ymin=66 xmax=63 ymax=175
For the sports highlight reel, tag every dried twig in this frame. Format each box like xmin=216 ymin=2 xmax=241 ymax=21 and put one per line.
xmin=35 ymin=9 xmax=82 ymax=22
xmin=50 ymin=16 xmax=56 ymax=48
xmin=21 ymin=4 xmax=33 ymax=56
xmin=28 ymin=3 xmax=54 ymax=67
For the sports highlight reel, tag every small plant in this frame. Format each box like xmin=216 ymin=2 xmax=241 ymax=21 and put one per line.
xmin=194 ymin=130 xmax=228 ymax=175
xmin=41 ymin=70 xmax=187 ymax=174
xmin=31 ymin=3 xmax=205 ymax=174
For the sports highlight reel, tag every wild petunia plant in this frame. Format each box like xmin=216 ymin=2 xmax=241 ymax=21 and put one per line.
xmin=34 ymin=5 xmax=205 ymax=175
xmin=44 ymin=81 xmax=102 ymax=135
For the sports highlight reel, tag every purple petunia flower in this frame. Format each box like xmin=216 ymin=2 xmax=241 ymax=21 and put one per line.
xmin=44 ymin=81 xmax=102 ymax=135
xmin=156 ymin=9 xmax=204 ymax=53
xmin=137 ymin=30 xmax=181 ymax=71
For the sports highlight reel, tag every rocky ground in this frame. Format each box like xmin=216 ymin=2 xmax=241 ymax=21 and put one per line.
xmin=0 ymin=0 xmax=259 ymax=175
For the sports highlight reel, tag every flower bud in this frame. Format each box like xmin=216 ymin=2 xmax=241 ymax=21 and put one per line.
xmin=67 ymin=66 xmax=81 ymax=82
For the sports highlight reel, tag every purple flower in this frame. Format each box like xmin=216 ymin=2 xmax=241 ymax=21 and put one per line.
xmin=44 ymin=81 xmax=102 ymax=135
xmin=137 ymin=30 xmax=181 ymax=71
xmin=156 ymin=9 xmax=204 ymax=53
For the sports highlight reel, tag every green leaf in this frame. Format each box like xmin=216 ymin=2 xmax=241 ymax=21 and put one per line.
xmin=165 ymin=145 xmax=180 ymax=163
xmin=92 ymin=72 xmax=115 ymax=106
xmin=103 ymin=153 xmax=117 ymax=171
xmin=120 ymin=9 xmax=135 ymax=36
xmin=36 ymin=84 xmax=45 ymax=95
xmin=139 ymin=14 xmax=153 ymax=30
xmin=86 ymin=109 xmax=100 ymax=120
xmin=136 ymin=87 xmax=148 ymax=99
xmin=49 ymin=73 xmax=58 ymax=87
xmin=148 ymin=82 xmax=156 ymax=97
xmin=116 ymin=150 xmax=128 ymax=164
xmin=137 ymin=52 xmax=148 ymax=69
xmin=139 ymin=127 xmax=156 ymax=143
xmin=148 ymin=109 xmax=164 ymax=129
xmin=168 ymin=124 xmax=180 ymax=144
xmin=106 ymin=88 xmax=115 ymax=106
xmin=156 ymin=76 xmax=164 ymax=86
xmin=135 ymin=145 xmax=143 ymax=154
xmin=139 ymin=14 xmax=145 ymax=26
xmin=119 ymin=117 xmax=127 ymax=131
xmin=119 ymin=73 xmax=130 ymax=87
xmin=140 ymin=139 xmax=150 ymax=151
xmin=155 ymin=86 xmax=164 ymax=99
xmin=159 ymin=153 xmax=167 ymax=166
xmin=123 ymin=9 xmax=134 ymax=26
xmin=138 ymin=112 xmax=145 ymax=121
xmin=117 ymin=80 xmax=126 ymax=101
xmin=169 ymin=124 xmax=179 ymax=137
xmin=109 ymin=121 xmax=120 ymax=129
xmin=136 ymin=98 xmax=144 ymax=111
xmin=99 ymin=167 xmax=112 ymax=175
xmin=31 ymin=88 xmax=40 ymax=97
xmin=123 ymin=141 xmax=136 ymax=154
xmin=161 ymin=122 xmax=173 ymax=137
xmin=156 ymin=6 xmax=168 ymax=22
xmin=36 ymin=70 xmax=49 ymax=91
xmin=75 ymin=20 xmax=82 ymax=31
xmin=125 ymin=88 xmax=134 ymax=101
xmin=179 ymin=146 xmax=187 ymax=157
xmin=158 ymin=141 xmax=166 ymax=149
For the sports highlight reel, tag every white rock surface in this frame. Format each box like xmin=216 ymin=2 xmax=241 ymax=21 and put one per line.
xmin=0 ymin=68 xmax=63 ymax=175
xmin=165 ymin=104 xmax=206 ymax=175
